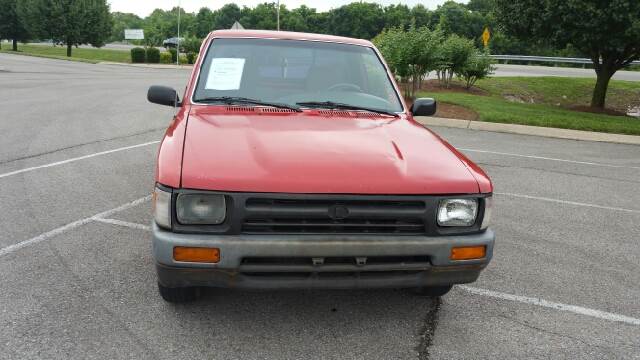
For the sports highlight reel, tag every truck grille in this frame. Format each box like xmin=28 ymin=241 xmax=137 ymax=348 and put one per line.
xmin=242 ymin=198 xmax=427 ymax=234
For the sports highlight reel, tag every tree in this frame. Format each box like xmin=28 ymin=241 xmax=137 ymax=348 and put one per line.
xmin=457 ymin=50 xmax=495 ymax=89
xmin=466 ymin=0 xmax=495 ymax=14
xmin=240 ymin=3 xmax=278 ymax=30
xmin=433 ymin=1 xmax=486 ymax=41
xmin=109 ymin=12 xmax=143 ymax=43
xmin=328 ymin=2 xmax=385 ymax=39
xmin=383 ymin=4 xmax=412 ymax=30
xmin=283 ymin=5 xmax=316 ymax=32
xmin=495 ymin=0 xmax=640 ymax=109
xmin=144 ymin=9 xmax=172 ymax=46
xmin=194 ymin=7 xmax=215 ymax=38
xmin=410 ymin=5 xmax=432 ymax=29
xmin=144 ymin=7 xmax=194 ymax=47
xmin=214 ymin=4 xmax=242 ymax=30
xmin=375 ymin=26 xmax=444 ymax=98
xmin=34 ymin=0 xmax=112 ymax=57
xmin=437 ymin=34 xmax=475 ymax=88
xmin=0 ymin=0 xmax=32 ymax=51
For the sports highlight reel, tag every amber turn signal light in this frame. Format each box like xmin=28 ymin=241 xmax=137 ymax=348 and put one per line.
xmin=173 ymin=246 xmax=220 ymax=263
xmin=450 ymin=246 xmax=486 ymax=260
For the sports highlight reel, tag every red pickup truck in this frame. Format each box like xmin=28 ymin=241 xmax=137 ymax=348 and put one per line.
xmin=148 ymin=30 xmax=494 ymax=303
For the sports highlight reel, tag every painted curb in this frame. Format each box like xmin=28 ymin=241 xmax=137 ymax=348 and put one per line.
xmin=415 ymin=117 xmax=640 ymax=146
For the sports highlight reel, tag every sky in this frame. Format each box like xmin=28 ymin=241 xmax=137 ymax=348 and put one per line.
xmin=108 ymin=0 xmax=465 ymax=17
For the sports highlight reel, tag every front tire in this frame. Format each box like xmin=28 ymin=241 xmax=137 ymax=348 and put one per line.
xmin=412 ymin=285 xmax=453 ymax=297
xmin=158 ymin=282 xmax=200 ymax=303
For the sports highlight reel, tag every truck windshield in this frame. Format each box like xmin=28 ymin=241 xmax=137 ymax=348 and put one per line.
xmin=193 ymin=38 xmax=403 ymax=113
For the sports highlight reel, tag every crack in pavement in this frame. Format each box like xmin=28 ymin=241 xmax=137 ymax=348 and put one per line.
xmin=416 ymin=297 xmax=441 ymax=360
xmin=495 ymin=313 xmax=640 ymax=351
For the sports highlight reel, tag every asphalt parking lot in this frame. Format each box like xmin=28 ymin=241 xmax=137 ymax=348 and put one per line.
xmin=1 ymin=53 xmax=639 ymax=359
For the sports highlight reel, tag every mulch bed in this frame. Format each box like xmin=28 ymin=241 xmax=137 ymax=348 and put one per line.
xmin=419 ymin=79 xmax=489 ymax=96
xmin=399 ymin=79 xmax=489 ymax=97
xmin=435 ymin=103 xmax=479 ymax=121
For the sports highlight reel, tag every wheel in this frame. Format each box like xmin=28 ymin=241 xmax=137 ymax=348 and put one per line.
xmin=412 ymin=285 xmax=453 ymax=297
xmin=158 ymin=282 xmax=200 ymax=303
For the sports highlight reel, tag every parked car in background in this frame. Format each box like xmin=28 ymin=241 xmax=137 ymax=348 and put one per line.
xmin=162 ymin=37 xmax=184 ymax=49
xmin=147 ymin=30 xmax=495 ymax=303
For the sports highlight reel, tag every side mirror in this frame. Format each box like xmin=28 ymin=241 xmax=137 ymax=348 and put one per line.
xmin=410 ymin=98 xmax=437 ymax=116
xmin=147 ymin=85 xmax=181 ymax=107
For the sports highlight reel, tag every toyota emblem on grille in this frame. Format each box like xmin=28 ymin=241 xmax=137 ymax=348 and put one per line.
xmin=328 ymin=204 xmax=350 ymax=220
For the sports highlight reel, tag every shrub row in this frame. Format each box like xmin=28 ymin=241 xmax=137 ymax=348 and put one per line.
xmin=130 ymin=47 xmax=146 ymax=63
xmin=130 ymin=47 xmax=197 ymax=64
xmin=146 ymin=47 xmax=160 ymax=63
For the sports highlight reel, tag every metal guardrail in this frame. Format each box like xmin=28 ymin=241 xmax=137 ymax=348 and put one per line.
xmin=490 ymin=55 xmax=640 ymax=66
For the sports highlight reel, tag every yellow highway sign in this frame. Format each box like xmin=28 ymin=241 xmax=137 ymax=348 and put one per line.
xmin=482 ymin=27 xmax=491 ymax=47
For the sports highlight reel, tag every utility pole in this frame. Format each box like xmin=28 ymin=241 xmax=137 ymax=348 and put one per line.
xmin=177 ymin=0 xmax=181 ymax=65
xmin=277 ymin=0 xmax=280 ymax=31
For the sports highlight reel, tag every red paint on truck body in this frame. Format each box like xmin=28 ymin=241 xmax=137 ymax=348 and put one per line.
xmin=156 ymin=30 xmax=493 ymax=195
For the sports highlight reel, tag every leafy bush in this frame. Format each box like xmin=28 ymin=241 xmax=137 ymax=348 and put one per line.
xmin=457 ymin=50 xmax=495 ymax=89
xmin=169 ymin=48 xmax=177 ymax=63
xmin=178 ymin=54 xmax=188 ymax=64
xmin=159 ymin=52 xmax=172 ymax=64
xmin=436 ymin=35 xmax=475 ymax=88
xmin=182 ymin=37 xmax=203 ymax=54
xmin=374 ymin=26 xmax=443 ymax=99
xmin=146 ymin=47 xmax=160 ymax=63
xmin=187 ymin=52 xmax=197 ymax=64
xmin=130 ymin=47 xmax=146 ymax=63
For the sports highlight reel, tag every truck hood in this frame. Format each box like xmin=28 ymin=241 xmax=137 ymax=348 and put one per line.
xmin=180 ymin=107 xmax=482 ymax=194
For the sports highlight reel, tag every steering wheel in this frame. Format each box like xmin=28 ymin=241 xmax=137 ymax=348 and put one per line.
xmin=326 ymin=83 xmax=362 ymax=92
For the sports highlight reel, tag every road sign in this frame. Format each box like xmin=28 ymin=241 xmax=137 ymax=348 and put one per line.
xmin=482 ymin=28 xmax=491 ymax=47
xmin=124 ymin=29 xmax=144 ymax=40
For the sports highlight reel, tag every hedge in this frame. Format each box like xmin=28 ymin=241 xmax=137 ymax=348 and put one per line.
xmin=146 ymin=47 xmax=160 ymax=64
xmin=187 ymin=52 xmax=197 ymax=64
xmin=130 ymin=47 xmax=146 ymax=63
xmin=159 ymin=52 xmax=172 ymax=64
xmin=169 ymin=48 xmax=177 ymax=63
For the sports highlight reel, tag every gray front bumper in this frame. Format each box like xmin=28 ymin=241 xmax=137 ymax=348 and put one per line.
xmin=152 ymin=223 xmax=495 ymax=289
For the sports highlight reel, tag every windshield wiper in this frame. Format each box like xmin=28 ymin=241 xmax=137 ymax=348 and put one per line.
xmin=196 ymin=96 xmax=302 ymax=112
xmin=296 ymin=101 xmax=399 ymax=117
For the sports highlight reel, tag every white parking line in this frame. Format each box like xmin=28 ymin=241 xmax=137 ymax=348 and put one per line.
xmin=0 ymin=141 xmax=160 ymax=180
xmin=460 ymin=285 xmax=640 ymax=326
xmin=458 ymin=148 xmax=640 ymax=170
xmin=496 ymin=192 xmax=640 ymax=214
xmin=0 ymin=196 xmax=151 ymax=257
xmin=94 ymin=218 xmax=151 ymax=231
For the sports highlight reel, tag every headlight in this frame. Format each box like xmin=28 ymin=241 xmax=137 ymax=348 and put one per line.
xmin=481 ymin=196 xmax=492 ymax=230
xmin=176 ymin=194 xmax=226 ymax=225
xmin=437 ymin=198 xmax=478 ymax=227
xmin=153 ymin=186 xmax=172 ymax=229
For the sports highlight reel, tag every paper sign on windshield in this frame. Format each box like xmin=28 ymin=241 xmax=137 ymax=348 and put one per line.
xmin=205 ymin=58 xmax=245 ymax=90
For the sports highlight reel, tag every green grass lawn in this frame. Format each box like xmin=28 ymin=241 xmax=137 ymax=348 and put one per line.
xmin=0 ymin=42 xmax=130 ymax=63
xmin=420 ymin=77 xmax=640 ymax=135
xmin=475 ymin=77 xmax=640 ymax=114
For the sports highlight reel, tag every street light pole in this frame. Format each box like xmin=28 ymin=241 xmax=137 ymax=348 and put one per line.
xmin=177 ymin=0 xmax=181 ymax=65
xmin=277 ymin=0 xmax=280 ymax=31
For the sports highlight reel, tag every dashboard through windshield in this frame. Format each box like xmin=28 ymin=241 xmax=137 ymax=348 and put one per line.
xmin=193 ymin=38 xmax=404 ymax=113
